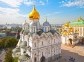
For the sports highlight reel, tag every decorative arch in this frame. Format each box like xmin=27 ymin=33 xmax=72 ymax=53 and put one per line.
xmin=40 ymin=56 xmax=45 ymax=62
xmin=34 ymin=57 xmax=37 ymax=62
xmin=34 ymin=54 xmax=37 ymax=62
xmin=69 ymin=38 xmax=72 ymax=44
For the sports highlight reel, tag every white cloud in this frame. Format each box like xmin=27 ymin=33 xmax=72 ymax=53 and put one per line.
xmin=0 ymin=0 xmax=49 ymax=24
xmin=0 ymin=7 xmax=26 ymax=24
xmin=23 ymin=0 xmax=48 ymax=6
xmin=0 ymin=0 xmax=48 ymax=7
xmin=0 ymin=0 xmax=23 ymax=7
xmin=61 ymin=0 xmax=84 ymax=8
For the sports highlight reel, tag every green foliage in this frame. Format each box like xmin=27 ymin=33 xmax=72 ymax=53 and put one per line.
xmin=4 ymin=48 xmax=13 ymax=62
xmin=0 ymin=37 xmax=18 ymax=49
xmin=0 ymin=39 xmax=5 ymax=48
xmin=13 ymin=57 xmax=18 ymax=62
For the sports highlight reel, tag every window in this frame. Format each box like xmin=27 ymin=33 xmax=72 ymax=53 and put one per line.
xmin=42 ymin=52 xmax=43 ymax=55
xmin=54 ymin=39 xmax=55 ymax=43
xmin=34 ymin=57 xmax=37 ymax=62
xmin=54 ymin=48 xmax=55 ymax=53
xmin=23 ymin=51 xmax=26 ymax=53
xmin=42 ymin=41 xmax=43 ymax=45
xmin=35 ymin=43 xmax=36 ymax=47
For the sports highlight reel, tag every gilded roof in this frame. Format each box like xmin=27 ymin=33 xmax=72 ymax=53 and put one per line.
xmin=70 ymin=17 xmax=84 ymax=26
xmin=29 ymin=6 xmax=40 ymax=20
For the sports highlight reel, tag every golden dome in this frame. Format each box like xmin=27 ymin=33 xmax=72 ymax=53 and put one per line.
xmin=78 ymin=17 xmax=83 ymax=21
xmin=69 ymin=27 xmax=73 ymax=32
xmin=64 ymin=22 xmax=70 ymax=27
xmin=29 ymin=6 xmax=40 ymax=20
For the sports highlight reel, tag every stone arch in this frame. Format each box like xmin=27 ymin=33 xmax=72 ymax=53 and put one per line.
xmin=34 ymin=57 xmax=37 ymax=62
xmin=69 ymin=38 xmax=72 ymax=44
xmin=40 ymin=56 xmax=45 ymax=62
xmin=34 ymin=53 xmax=37 ymax=62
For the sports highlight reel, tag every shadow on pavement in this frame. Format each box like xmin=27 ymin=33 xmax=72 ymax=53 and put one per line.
xmin=61 ymin=49 xmax=84 ymax=62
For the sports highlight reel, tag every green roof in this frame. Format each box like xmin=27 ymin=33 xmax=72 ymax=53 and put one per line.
xmin=70 ymin=18 xmax=84 ymax=26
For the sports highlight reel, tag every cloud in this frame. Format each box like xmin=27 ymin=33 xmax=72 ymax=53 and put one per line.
xmin=23 ymin=0 xmax=48 ymax=6
xmin=0 ymin=0 xmax=48 ymax=8
xmin=0 ymin=0 xmax=49 ymax=24
xmin=0 ymin=7 xmax=26 ymax=24
xmin=0 ymin=0 xmax=22 ymax=7
xmin=60 ymin=0 xmax=84 ymax=8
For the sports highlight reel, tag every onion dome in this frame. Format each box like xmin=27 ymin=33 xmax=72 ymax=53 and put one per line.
xmin=29 ymin=5 xmax=40 ymax=20
xmin=78 ymin=17 xmax=84 ymax=22
xmin=43 ymin=18 xmax=50 ymax=26
xmin=64 ymin=22 xmax=70 ymax=27
xmin=69 ymin=27 xmax=73 ymax=32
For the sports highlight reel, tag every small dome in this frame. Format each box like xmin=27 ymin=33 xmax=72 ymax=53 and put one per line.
xmin=64 ymin=22 xmax=70 ymax=27
xmin=43 ymin=21 xmax=50 ymax=26
xmin=29 ymin=6 xmax=40 ymax=20
xmin=23 ymin=20 xmax=28 ymax=25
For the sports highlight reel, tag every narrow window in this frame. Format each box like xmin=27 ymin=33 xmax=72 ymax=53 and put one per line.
xmin=42 ymin=41 xmax=43 ymax=45
xmin=34 ymin=57 xmax=36 ymax=62
xmin=54 ymin=39 xmax=55 ymax=43
xmin=35 ymin=43 xmax=36 ymax=47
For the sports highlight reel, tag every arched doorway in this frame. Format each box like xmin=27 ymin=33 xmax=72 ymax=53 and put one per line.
xmin=40 ymin=56 xmax=45 ymax=62
xmin=69 ymin=38 xmax=72 ymax=45
xmin=81 ymin=37 xmax=84 ymax=45
xmin=34 ymin=57 xmax=37 ymax=62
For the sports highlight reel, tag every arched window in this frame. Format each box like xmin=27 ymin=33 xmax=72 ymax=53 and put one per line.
xmin=35 ymin=42 xmax=36 ymax=47
xmin=40 ymin=55 xmax=45 ymax=62
xmin=54 ymin=39 xmax=55 ymax=43
xmin=42 ymin=41 xmax=43 ymax=45
xmin=34 ymin=57 xmax=37 ymax=62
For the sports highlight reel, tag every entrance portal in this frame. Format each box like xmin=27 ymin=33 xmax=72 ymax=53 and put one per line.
xmin=40 ymin=56 xmax=45 ymax=62
xmin=69 ymin=38 xmax=72 ymax=45
xmin=34 ymin=57 xmax=37 ymax=62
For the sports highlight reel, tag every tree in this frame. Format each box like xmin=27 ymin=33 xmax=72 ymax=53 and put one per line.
xmin=0 ymin=37 xmax=18 ymax=48
xmin=0 ymin=39 xmax=4 ymax=49
xmin=4 ymin=37 xmax=18 ymax=48
xmin=13 ymin=57 xmax=18 ymax=62
xmin=4 ymin=48 xmax=13 ymax=62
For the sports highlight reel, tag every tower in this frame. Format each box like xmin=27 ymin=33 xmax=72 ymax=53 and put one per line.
xmin=29 ymin=5 xmax=41 ymax=33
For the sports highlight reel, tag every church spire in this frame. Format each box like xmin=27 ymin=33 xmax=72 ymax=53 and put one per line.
xmin=46 ymin=17 xmax=47 ymax=22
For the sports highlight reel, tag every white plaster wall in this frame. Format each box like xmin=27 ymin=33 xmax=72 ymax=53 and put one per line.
xmin=61 ymin=36 xmax=66 ymax=44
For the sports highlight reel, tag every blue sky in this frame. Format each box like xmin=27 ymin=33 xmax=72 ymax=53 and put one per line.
xmin=0 ymin=0 xmax=84 ymax=24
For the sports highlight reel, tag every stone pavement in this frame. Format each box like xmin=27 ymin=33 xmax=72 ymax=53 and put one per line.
xmin=61 ymin=44 xmax=84 ymax=62
xmin=52 ymin=44 xmax=84 ymax=62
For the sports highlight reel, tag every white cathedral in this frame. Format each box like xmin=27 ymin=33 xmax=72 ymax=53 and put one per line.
xmin=12 ymin=6 xmax=61 ymax=62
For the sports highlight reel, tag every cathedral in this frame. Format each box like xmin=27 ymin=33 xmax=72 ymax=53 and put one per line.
xmin=61 ymin=17 xmax=84 ymax=45
xmin=12 ymin=6 xmax=61 ymax=62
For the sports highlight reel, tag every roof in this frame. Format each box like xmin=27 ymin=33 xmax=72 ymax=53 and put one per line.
xmin=70 ymin=17 xmax=84 ymax=26
xmin=29 ymin=6 xmax=40 ymax=20
xmin=43 ymin=21 xmax=50 ymax=26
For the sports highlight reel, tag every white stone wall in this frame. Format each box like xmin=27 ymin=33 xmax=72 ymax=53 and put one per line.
xmin=28 ymin=32 xmax=61 ymax=62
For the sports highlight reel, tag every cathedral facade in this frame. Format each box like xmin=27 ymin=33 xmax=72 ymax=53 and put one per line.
xmin=61 ymin=17 xmax=84 ymax=45
xmin=12 ymin=6 xmax=61 ymax=62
